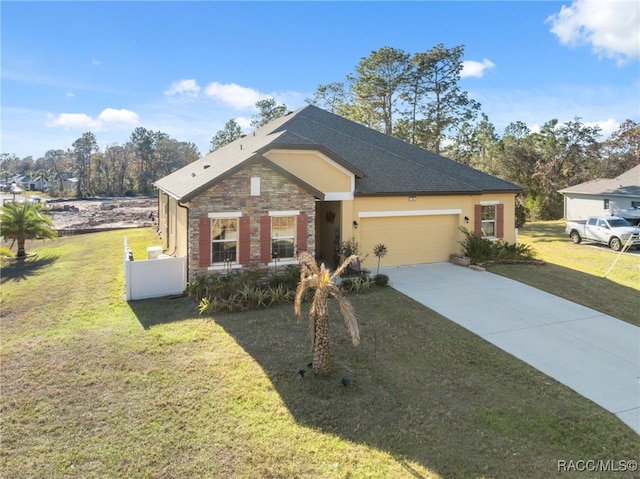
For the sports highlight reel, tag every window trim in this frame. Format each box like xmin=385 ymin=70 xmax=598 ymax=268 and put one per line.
xmin=265 ymin=210 xmax=301 ymax=266
xmin=207 ymin=213 xmax=243 ymax=271
xmin=480 ymin=204 xmax=497 ymax=238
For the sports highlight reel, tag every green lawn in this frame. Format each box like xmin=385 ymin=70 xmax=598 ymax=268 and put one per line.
xmin=487 ymin=221 xmax=640 ymax=326
xmin=1 ymin=228 xmax=638 ymax=479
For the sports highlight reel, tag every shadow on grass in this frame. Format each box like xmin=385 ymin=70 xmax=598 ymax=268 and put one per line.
xmin=212 ymin=289 xmax=639 ymax=478
xmin=0 ymin=254 xmax=60 ymax=283
xmin=127 ymin=295 xmax=198 ymax=330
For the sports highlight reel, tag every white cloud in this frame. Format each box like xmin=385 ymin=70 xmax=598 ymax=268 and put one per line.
xmin=585 ymin=118 xmax=619 ymax=138
xmin=547 ymin=0 xmax=640 ymax=64
xmin=91 ymin=58 xmax=102 ymax=66
xmin=236 ymin=116 xmax=252 ymax=129
xmin=49 ymin=112 xmax=102 ymax=130
xmin=204 ymin=82 xmax=264 ymax=109
xmin=164 ymin=79 xmax=201 ymax=97
xmin=48 ymin=108 xmax=139 ymax=132
xmin=97 ymin=108 xmax=139 ymax=125
xmin=461 ymin=59 xmax=496 ymax=78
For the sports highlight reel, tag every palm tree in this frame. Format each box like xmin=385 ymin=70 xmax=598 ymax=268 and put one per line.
xmin=294 ymin=251 xmax=360 ymax=376
xmin=0 ymin=201 xmax=57 ymax=258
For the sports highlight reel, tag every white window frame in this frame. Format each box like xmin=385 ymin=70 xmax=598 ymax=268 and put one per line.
xmin=268 ymin=210 xmax=299 ymax=265
xmin=480 ymin=204 xmax=497 ymax=238
xmin=208 ymin=212 xmax=242 ymax=271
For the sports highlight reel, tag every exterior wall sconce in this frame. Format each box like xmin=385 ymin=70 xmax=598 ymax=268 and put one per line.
xmin=464 ymin=216 xmax=470 ymax=223
xmin=409 ymin=196 xmax=416 ymax=201
xmin=353 ymin=220 xmax=359 ymax=229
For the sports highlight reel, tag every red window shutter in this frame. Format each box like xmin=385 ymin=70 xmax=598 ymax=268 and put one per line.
xmin=260 ymin=215 xmax=271 ymax=264
xmin=238 ymin=216 xmax=250 ymax=265
xmin=198 ymin=217 xmax=211 ymax=267
xmin=474 ymin=204 xmax=482 ymax=236
xmin=296 ymin=213 xmax=308 ymax=253
xmin=497 ymin=204 xmax=504 ymax=238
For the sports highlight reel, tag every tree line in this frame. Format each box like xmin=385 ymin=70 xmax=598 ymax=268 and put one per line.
xmin=2 ymin=44 xmax=638 ymax=219
xmin=212 ymin=46 xmax=639 ymax=220
xmin=1 ymin=127 xmax=200 ymax=198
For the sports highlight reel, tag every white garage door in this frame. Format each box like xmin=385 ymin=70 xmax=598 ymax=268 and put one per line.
xmin=360 ymin=214 xmax=459 ymax=266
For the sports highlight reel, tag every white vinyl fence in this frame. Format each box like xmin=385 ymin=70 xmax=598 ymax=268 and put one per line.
xmin=124 ymin=238 xmax=187 ymax=301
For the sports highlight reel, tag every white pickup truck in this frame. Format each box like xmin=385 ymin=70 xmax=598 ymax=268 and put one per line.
xmin=565 ymin=216 xmax=640 ymax=251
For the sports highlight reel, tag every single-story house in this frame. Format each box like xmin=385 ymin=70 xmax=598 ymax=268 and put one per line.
xmin=28 ymin=176 xmax=52 ymax=191
xmin=558 ymin=165 xmax=640 ymax=222
xmin=154 ymin=105 xmax=522 ymax=281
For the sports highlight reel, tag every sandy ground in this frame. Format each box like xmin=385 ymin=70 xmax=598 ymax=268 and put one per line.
xmin=46 ymin=197 xmax=158 ymax=230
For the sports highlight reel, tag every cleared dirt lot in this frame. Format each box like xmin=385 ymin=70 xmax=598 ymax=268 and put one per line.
xmin=46 ymin=197 xmax=157 ymax=231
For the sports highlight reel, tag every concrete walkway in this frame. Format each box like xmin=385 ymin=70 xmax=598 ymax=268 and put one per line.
xmin=379 ymin=262 xmax=640 ymax=434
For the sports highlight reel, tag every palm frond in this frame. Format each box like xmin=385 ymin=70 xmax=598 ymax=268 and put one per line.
xmin=329 ymin=284 xmax=360 ymax=346
xmin=331 ymin=254 xmax=359 ymax=280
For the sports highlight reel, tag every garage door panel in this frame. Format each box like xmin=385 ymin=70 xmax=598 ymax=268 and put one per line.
xmin=360 ymin=215 xmax=458 ymax=266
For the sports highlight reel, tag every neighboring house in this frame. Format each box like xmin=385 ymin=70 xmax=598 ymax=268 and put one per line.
xmin=154 ymin=105 xmax=522 ymax=281
xmin=558 ymin=165 xmax=640 ymax=222
xmin=28 ymin=176 xmax=52 ymax=191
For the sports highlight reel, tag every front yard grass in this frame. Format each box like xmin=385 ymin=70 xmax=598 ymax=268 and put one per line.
xmin=487 ymin=221 xmax=640 ymax=326
xmin=1 ymin=228 xmax=638 ymax=478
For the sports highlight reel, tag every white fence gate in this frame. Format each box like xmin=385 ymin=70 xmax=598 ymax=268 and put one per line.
xmin=124 ymin=238 xmax=187 ymax=301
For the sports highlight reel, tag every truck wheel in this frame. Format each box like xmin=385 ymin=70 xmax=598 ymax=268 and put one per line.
xmin=570 ymin=231 xmax=582 ymax=244
xmin=609 ymin=237 xmax=622 ymax=251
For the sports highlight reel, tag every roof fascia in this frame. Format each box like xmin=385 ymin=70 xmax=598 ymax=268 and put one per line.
xmin=354 ymin=188 xmax=522 ymax=198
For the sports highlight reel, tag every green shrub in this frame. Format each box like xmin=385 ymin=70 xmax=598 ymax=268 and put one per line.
xmin=459 ymin=227 xmax=537 ymax=264
xmin=0 ymin=247 xmax=15 ymax=259
xmin=340 ymin=275 xmax=373 ymax=293
xmin=374 ymin=274 xmax=389 ymax=287
xmin=190 ymin=258 xmax=385 ymax=316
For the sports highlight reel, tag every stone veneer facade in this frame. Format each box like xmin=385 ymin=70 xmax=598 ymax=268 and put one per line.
xmin=187 ymin=162 xmax=317 ymax=280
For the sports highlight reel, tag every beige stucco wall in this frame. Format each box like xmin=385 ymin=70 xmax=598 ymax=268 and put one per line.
xmin=157 ymin=192 xmax=189 ymax=258
xmin=264 ymin=149 xmax=353 ymax=195
xmin=337 ymin=193 xmax=517 ymax=267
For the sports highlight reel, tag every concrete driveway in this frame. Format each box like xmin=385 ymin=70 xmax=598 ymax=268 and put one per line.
xmin=379 ymin=262 xmax=640 ymax=434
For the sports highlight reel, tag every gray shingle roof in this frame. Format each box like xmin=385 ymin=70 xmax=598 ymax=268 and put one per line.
xmin=155 ymin=105 xmax=522 ymax=201
xmin=558 ymin=164 xmax=640 ymax=197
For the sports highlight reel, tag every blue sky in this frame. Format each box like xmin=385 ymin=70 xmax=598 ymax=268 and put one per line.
xmin=2 ymin=0 xmax=639 ymax=159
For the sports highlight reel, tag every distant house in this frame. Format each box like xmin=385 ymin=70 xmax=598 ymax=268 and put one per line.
xmin=154 ymin=105 xmax=522 ymax=281
xmin=28 ymin=176 xmax=52 ymax=191
xmin=558 ymin=165 xmax=640 ymax=222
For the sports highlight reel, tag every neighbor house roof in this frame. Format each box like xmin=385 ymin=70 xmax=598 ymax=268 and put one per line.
xmin=155 ymin=105 xmax=522 ymax=201
xmin=558 ymin=164 xmax=640 ymax=198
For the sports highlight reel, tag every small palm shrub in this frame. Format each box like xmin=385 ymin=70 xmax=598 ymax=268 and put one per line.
xmin=373 ymin=243 xmax=388 ymax=275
